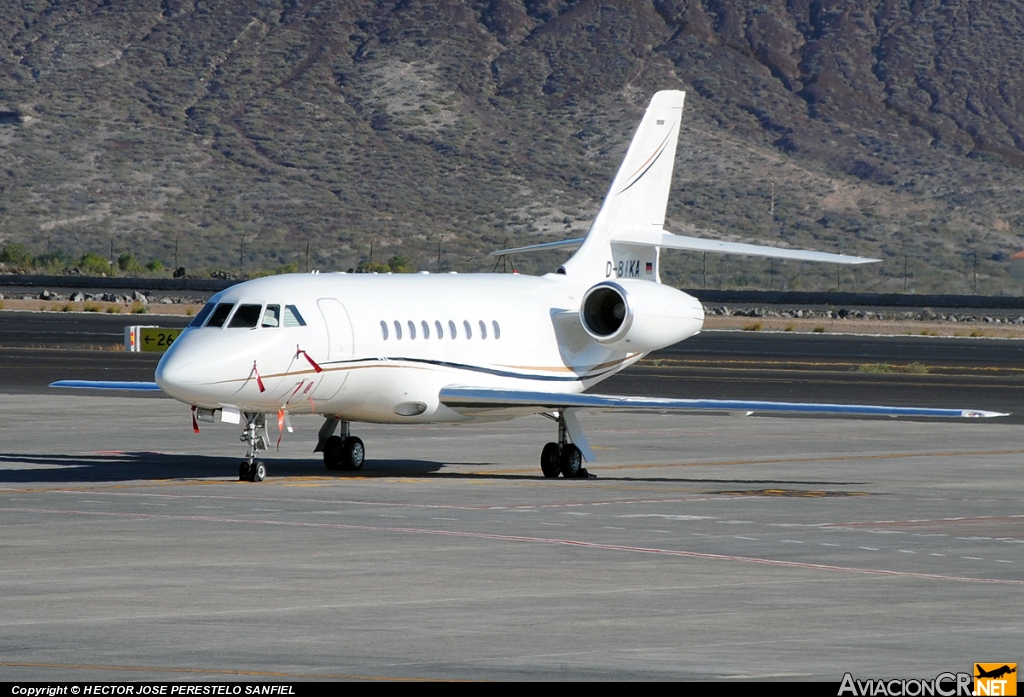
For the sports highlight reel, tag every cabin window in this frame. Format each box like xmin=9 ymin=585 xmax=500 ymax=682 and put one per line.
xmin=284 ymin=305 xmax=306 ymax=327
xmin=206 ymin=303 xmax=235 ymax=328
xmin=380 ymin=320 xmax=388 ymax=340
xmin=408 ymin=320 xmax=416 ymax=340
xmin=393 ymin=320 xmax=402 ymax=340
xmin=448 ymin=320 xmax=457 ymax=339
xmin=479 ymin=320 xmax=487 ymax=339
xmin=435 ymin=320 xmax=444 ymax=339
xmin=261 ymin=305 xmax=281 ymax=328
xmin=421 ymin=320 xmax=430 ymax=339
xmin=189 ymin=302 xmax=216 ymax=328
xmin=229 ymin=304 xmax=262 ymax=328
xmin=492 ymin=320 xmax=501 ymax=339
xmin=463 ymin=320 xmax=472 ymax=339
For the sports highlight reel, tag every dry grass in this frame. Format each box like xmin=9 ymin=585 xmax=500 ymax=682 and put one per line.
xmin=856 ymin=362 xmax=929 ymax=374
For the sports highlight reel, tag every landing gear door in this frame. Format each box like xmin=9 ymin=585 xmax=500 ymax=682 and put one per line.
xmin=315 ymin=298 xmax=354 ymax=402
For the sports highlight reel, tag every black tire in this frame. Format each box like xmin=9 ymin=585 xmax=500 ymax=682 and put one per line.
xmin=540 ymin=442 xmax=561 ymax=478
xmin=239 ymin=462 xmax=251 ymax=481
xmin=342 ymin=437 xmax=365 ymax=471
xmin=252 ymin=461 xmax=266 ymax=482
xmin=323 ymin=435 xmax=344 ymax=471
xmin=559 ymin=444 xmax=583 ymax=479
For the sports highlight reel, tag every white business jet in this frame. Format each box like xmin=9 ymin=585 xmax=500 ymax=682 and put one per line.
xmin=54 ymin=91 xmax=1005 ymax=481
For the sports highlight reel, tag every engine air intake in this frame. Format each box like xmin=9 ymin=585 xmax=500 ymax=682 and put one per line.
xmin=582 ymin=285 xmax=627 ymax=336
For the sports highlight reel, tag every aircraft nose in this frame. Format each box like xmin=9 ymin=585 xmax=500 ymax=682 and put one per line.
xmin=154 ymin=335 xmax=197 ymax=402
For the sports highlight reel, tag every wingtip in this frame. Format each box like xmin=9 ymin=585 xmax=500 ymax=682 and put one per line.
xmin=963 ymin=410 xmax=1010 ymax=418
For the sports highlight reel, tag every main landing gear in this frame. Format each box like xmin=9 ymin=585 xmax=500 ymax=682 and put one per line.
xmin=540 ymin=412 xmax=593 ymax=479
xmin=318 ymin=418 xmax=365 ymax=472
xmin=239 ymin=412 xmax=269 ymax=482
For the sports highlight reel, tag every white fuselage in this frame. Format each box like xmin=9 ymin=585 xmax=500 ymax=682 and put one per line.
xmin=155 ymin=271 xmax=705 ymax=424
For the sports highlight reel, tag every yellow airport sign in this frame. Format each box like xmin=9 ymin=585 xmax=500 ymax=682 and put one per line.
xmin=125 ymin=326 xmax=182 ymax=353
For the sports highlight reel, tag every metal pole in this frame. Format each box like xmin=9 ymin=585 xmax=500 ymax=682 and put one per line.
xmin=903 ymin=248 xmax=909 ymax=293
xmin=837 ymin=246 xmax=842 ymax=292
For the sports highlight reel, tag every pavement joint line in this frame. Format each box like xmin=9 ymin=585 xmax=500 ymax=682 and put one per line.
xmin=5 ymin=506 xmax=1023 ymax=586
xmin=0 ymin=661 xmax=450 ymax=681
xmin=595 ymin=448 xmax=1024 ymax=470
xmin=821 ymin=513 xmax=1024 ymax=528
xmin=639 ymin=357 xmax=1024 ymax=374
xmin=1 ymin=488 xmax=808 ymax=509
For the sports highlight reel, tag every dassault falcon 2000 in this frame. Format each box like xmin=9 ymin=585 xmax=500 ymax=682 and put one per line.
xmin=54 ymin=91 xmax=1005 ymax=481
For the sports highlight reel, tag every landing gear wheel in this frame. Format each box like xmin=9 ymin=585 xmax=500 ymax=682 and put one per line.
xmin=559 ymin=444 xmax=583 ymax=479
xmin=540 ymin=442 xmax=561 ymax=478
xmin=323 ymin=435 xmax=344 ymax=471
xmin=342 ymin=437 xmax=365 ymax=471
xmin=239 ymin=461 xmax=265 ymax=482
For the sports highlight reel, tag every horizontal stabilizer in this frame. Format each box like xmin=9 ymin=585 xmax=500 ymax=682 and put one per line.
xmin=489 ymin=238 xmax=584 ymax=257
xmin=617 ymin=233 xmax=879 ymax=264
xmin=491 ymin=233 xmax=877 ymax=265
xmin=439 ymin=387 xmax=1006 ymax=419
xmin=51 ymin=380 xmax=162 ymax=391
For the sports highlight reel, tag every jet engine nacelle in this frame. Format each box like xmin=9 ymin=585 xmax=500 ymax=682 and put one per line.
xmin=580 ymin=279 xmax=704 ymax=353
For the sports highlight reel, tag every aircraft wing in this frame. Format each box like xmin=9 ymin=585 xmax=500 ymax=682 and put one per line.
xmin=438 ymin=387 xmax=1006 ymax=419
xmin=51 ymin=380 xmax=161 ymax=391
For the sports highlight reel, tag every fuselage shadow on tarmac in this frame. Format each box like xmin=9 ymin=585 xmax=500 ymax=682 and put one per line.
xmin=0 ymin=452 xmax=869 ymax=489
xmin=0 ymin=452 xmax=450 ymax=484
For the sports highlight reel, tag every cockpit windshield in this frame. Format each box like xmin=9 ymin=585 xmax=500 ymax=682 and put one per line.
xmin=188 ymin=302 xmax=216 ymax=328
xmin=284 ymin=305 xmax=306 ymax=327
xmin=262 ymin=305 xmax=281 ymax=328
xmin=190 ymin=301 xmax=303 ymax=329
xmin=228 ymin=304 xmax=263 ymax=328
xmin=205 ymin=303 xmax=235 ymax=328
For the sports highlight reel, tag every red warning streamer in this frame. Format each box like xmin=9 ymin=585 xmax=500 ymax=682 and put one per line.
xmin=252 ymin=361 xmax=266 ymax=392
xmin=190 ymin=406 xmax=200 ymax=434
xmin=296 ymin=346 xmax=322 ymax=373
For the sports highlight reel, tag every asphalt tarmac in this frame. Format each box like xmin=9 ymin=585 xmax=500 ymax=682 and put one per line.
xmin=1 ymin=313 xmax=1022 ymax=680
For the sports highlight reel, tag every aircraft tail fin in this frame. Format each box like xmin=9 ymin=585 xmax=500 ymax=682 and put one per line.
xmin=562 ymin=91 xmax=685 ymax=283
xmin=506 ymin=90 xmax=876 ymax=282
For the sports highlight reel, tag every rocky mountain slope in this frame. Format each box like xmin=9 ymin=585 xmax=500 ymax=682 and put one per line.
xmin=1 ymin=0 xmax=1023 ymax=293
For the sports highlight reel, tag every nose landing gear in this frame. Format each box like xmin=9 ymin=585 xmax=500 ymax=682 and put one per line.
xmin=238 ymin=412 xmax=269 ymax=482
